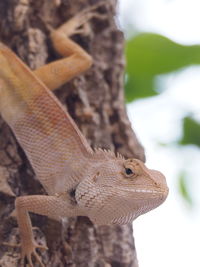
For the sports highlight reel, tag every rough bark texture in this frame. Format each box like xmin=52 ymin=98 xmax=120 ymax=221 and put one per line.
xmin=0 ymin=0 xmax=145 ymax=266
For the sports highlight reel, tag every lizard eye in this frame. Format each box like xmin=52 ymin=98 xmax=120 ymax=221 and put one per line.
xmin=125 ymin=168 xmax=133 ymax=175
xmin=124 ymin=167 xmax=135 ymax=177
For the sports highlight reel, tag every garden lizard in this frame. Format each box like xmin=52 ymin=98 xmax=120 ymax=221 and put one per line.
xmin=0 ymin=3 xmax=169 ymax=267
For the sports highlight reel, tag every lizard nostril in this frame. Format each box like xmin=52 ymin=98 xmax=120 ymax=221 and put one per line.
xmin=154 ymin=181 xmax=162 ymax=187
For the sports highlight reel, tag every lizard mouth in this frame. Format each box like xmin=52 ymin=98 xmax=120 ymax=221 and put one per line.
xmin=119 ymin=187 xmax=164 ymax=193
xmin=119 ymin=187 xmax=169 ymax=198
xmin=126 ymin=188 xmax=161 ymax=193
xmin=120 ymin=186 xmax=169 ymax=194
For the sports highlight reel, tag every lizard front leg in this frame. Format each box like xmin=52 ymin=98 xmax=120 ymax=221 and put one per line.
xmin=34 ymin=31 xmax=92 ymax=91
xmin=33 ymin=2 xmax=107 ymax=91
xmin=15 ymin=195 xmax=80 ymax=267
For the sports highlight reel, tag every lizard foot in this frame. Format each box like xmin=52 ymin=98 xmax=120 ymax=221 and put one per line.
xmin=3 ymin=240 xmax=48 ymax=267
xmin=56 ymin=1 xmax=108 ymax=37
xmin=20 ymin=241 xmax=48 ymax=267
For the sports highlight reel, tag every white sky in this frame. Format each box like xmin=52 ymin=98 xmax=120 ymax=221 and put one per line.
xmin=118 ymin=1 xmax=200 ymax=267
xmin=118 ymin=0 xmax=200 ymax=44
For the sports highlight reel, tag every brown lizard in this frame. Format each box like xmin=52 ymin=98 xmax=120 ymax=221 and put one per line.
xmin=0 ymin=4 xmax=169 ymax=267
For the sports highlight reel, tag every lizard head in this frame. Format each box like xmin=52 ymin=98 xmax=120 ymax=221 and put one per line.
xmin=76 ymin=151 xmax=168 ymax=225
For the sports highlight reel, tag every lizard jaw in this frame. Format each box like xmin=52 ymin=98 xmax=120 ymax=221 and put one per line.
xmin=119 ymin=187 xmax=169 ymax=196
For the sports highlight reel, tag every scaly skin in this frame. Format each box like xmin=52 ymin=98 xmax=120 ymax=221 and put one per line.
xmin=0 ymin=3 xmax=169 ymax=267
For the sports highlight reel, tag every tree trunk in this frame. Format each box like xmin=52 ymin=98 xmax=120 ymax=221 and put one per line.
xmin=0 ymin=0 xmax=145 ymax=266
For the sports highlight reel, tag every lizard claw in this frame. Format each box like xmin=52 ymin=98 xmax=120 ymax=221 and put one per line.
xmin=2 ymin=241 xmax=21 ymax=248
xmin=20 ymin=241 xmax=48 ymax=267
xmin=3 ymin=240 xmax=48 ymax=267
xmin=56 ymin=1 xmax=108 ymax=37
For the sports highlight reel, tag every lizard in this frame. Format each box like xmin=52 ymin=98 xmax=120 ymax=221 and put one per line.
xmin=0 ymin=3 xmax=169 ymax=267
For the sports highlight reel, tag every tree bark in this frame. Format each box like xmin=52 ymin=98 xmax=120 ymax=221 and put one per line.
xmin=0 ymin=0 xmax=145 ymax=266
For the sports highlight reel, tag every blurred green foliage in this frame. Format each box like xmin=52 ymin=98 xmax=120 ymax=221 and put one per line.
xmin=125 ymin=33 xmax=200 ymax=205
xmin=180 ymin=116 xmax=200 ymax=147
xmin=178 ymin=172 xmax=193 ymax=206
xmin=125 ymin=33 xmax=200 ymax=102
xmin=179 ymin=116 xmax=200 ymax=204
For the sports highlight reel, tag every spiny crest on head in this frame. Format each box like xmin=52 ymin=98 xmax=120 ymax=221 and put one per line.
xmin=116 ymin=152 xmax=125 ymax=160
xmin=93 ymin=147 xmax=125 ymax=160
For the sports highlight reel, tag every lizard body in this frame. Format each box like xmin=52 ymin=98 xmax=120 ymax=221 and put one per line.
xmin=0 ymin=4 xmax=168 ymax=267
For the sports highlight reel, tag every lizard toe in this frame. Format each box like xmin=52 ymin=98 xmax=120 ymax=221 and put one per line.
xmin=21 ymin=241 xmax=47 ymax=267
